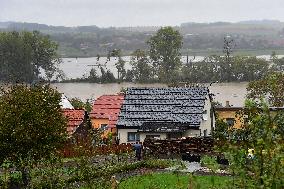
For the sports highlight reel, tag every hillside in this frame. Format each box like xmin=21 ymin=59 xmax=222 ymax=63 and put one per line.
xmin=1 ymin=20 xmax=284 ymax=57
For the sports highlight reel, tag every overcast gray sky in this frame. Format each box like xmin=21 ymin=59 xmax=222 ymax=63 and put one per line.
xmin=1 ymin=0 xmax=284 ymax=27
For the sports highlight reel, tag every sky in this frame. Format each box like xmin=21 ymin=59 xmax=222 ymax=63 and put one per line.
xmin=1 ymin=0 xmax=284 ymax=27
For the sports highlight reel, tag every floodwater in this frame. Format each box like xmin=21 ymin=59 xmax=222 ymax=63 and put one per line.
xmin=51 ymin=82 xmax=248 ymax=107
xmin=53 ymin=55 xmax=274 ymax=107
xmin=60 ymin=56 xmax=205 ymax=79
xmin=60 ymin=55 xmax=283 ymax=79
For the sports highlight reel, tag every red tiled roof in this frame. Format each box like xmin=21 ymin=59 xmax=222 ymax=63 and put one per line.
xmin=63 ymin=109 xmax=85 ymax=135
xmin=90 ymin=95 xmax=124 ymax=128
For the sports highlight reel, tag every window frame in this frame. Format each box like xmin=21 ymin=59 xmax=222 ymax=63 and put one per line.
xmin=127 ymin=132 xmax=140 ymax=142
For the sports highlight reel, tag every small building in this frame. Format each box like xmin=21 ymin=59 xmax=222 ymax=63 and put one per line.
xmin=215 ymin=101 xmax=284 ymax=129
xmin=63 ymin=109 xmax=89 ymax=136
xmin=90 ymin=95 xmax=124 ymax=137
xmin=215 ymin=106 xmax=244 ymax=128
xmin=116 ymin=87 xmax=215 ymax=144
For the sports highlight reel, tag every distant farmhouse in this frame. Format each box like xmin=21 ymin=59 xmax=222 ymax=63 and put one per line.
xmin=116 ymin=87 xmax=214 ymax=144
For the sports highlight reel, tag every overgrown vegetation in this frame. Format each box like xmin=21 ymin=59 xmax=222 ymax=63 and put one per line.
xmin=0 ymin=156 xmax=179 ymax=189
xmin=214 ymin=100 xmax=284 ymax=188
xmin=0 ymin=84 xmax=67 ymax=188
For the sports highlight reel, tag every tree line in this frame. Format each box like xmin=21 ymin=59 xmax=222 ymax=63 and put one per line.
xmin=77 ymin=27 xmax=284 ymax=84
xmin=1 ymin=28 xmax=284 ymax=84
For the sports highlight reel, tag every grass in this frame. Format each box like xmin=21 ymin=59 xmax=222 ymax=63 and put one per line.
xmin=118 ymin=172 xmax=230 ymax=189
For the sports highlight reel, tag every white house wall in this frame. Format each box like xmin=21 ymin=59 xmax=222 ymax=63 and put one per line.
xmin=117 ymin=128 xmax=138 ymax=144
xmin=199 ymin=98 xmax=214 ymax=136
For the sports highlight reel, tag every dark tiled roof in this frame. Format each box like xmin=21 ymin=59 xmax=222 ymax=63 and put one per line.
xmin=117 ymin=87 xmax=209 ymax=131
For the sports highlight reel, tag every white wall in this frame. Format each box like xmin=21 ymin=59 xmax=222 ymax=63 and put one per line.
xmin=117 ymin=128 xmax=168 ymax=143
xmin=117 ymin=128 xmax=138 ymax=144
xmin=199 ymin=98 xmax=214 ymax=136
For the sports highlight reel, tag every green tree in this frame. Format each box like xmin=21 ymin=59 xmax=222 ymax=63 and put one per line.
xmin=214 ymin=100 xmax=284 ymax=188
xmin=88 ymin=68 xmax=99 ymax=82
xmin=0 ymin=31 xmax=61 ymax=83
xmin=130 ymin=49 xmax=153 ymax=83
xmin=247 ymin=73 xmax=284 ymax=106
xmin=115 ymin=57 xmax=126 ymax=81
xmin=100 ymin=67 xmax=116 ymax=83
xmin=0 ymin=84 xmax=67 ymax=185
xmin=147 ymin=27 xmax=183 ymax=83
xmin=69 ymin=97 xmax=92 ymax=113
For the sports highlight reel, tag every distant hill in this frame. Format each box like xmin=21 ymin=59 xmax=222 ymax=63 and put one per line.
xmin=1 ymin=20 xmax=284 ymax=57
xmin=237 ymin=19 xmax=283 ymax=26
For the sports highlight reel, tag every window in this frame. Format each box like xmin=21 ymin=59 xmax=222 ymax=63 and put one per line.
xmin=100 ymin=124 xmax=108 ymax=131
xmin=226 ymin=118 xmax=235 ymax=127
xmin=128 ymin=132 xmax=140 ymax=142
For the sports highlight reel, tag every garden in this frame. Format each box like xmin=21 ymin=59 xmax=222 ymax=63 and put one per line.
xmin=0 ymin=85 xmax=283 ymax=189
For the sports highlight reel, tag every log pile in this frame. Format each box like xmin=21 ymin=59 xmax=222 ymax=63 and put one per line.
xmin=143 ymin=137 xmax=214 ymax=156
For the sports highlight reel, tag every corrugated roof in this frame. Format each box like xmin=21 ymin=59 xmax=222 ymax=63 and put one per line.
xmin=63 ymin=109 xmax=85 ymax=135
xmin=90 ymin=95 xmax=124 ymax=128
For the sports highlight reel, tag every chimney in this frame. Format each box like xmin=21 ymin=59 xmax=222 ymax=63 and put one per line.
xmin=225 ymin=101 xmax=230 ymax=108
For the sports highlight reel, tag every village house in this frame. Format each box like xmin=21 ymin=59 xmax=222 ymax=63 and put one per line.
xmin=215 ymin=101 xmax=244 ymax=128
xmin=216 ymin=101 xmax=284 ymax=128
xmin=116 ymin=87 xmax=215 ymax=144
xmin=62 ymin=109 xmax=90 ymax=137
xmin=90 ymin=95 xmax=124 ymax=137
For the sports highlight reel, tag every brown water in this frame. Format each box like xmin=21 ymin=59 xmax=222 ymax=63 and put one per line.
xmin=51 ymin=82 xmax=248 ymax=107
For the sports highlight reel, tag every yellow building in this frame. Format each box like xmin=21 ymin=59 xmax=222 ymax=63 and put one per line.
xmin=215 ymin=107 xmax=245 ymax=128
xmin=215 ymin=101 xmax=245 ymax=129
xmin=89 ymin=95 xmax=124 ymax=138
xmin=216 ymin=101 xmax=284 ymax=129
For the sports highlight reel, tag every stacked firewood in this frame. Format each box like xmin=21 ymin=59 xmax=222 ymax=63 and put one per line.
xmin=143 ymin=137 xmax=214 ymax=155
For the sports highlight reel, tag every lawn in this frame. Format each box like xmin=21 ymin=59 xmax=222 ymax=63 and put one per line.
xmin=119 ymin=172 xmax=230 ymax=189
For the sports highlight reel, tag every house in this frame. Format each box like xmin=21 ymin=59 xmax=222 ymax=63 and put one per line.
xmin=215 ymin=101 xmax=244 ymax=129
xmin=89 ymin=95 xmax=124 ymax=137
xmin=215 ymin=101 xmax=284 ymax=128
xmin=116 ymin=87 xmax=214 ymax=144
xmin=62 ymin=109 xmax=89 ymax=136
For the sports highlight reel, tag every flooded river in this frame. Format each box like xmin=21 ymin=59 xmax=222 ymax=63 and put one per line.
xmin=51 ymin=55 xmax=264 ymax=107
xmin=60 ymin=55 xmax=283 ymax=79
xmin=51 ymin=82 xmax=248 ymax=107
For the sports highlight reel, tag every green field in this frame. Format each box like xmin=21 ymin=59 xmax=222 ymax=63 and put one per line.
xmin=118 ymin=173 xmax=230 ymax=189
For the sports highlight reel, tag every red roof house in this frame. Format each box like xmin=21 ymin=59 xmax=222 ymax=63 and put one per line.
xmin=90 ymin=95 xmax=124 ymax=135
xmin=63 ymin=109 xmax=87 ymax=135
